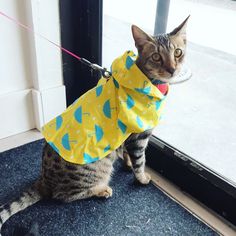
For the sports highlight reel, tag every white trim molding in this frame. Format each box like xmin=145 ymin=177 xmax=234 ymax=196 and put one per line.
xmin=28 ymin=0 xmax=66 ymax=131
xmin=32 ymin=86 xmax=66 ymax=130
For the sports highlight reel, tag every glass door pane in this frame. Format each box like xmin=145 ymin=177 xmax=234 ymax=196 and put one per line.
xmin=155 ymin=0 xmax=236 ymax=186
xmin=103 ymin=0 xmax=236 ymax=186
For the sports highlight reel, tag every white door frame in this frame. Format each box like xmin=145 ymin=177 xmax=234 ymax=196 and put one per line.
xmin=28 ymin=0 xmax=66 ymax=130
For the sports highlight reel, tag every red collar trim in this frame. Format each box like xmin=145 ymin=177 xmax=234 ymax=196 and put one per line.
xmin=155 ymin=83 xmax=168 ymax=95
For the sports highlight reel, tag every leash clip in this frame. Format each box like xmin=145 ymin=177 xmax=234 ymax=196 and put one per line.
xmin=91 ymin=63 xmax=111 ymax=79
xmin=80 ymin=58 xmax=111 ymax=78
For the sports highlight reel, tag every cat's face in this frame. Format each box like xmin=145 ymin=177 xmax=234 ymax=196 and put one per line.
xmin=132 ymin=16 xmax=189 ymax=83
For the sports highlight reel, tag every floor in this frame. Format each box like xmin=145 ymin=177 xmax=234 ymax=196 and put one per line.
xmin=103 ymin=1 xmax=236 ymax=185
xmin=0 ymin=139 xmax=221 ymax=236
xmin=0 ymin=131 xmax=235 ymax=235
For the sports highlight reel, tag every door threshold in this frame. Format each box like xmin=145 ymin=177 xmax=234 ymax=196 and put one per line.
xmin=146 ymin=167 xmax=236 ymax=236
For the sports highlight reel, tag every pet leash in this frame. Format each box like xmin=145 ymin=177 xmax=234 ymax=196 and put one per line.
xmin=0 ymin=10 xmax=190 ymax=83
xmin=0 ymin=10 xmax=111 ymax=78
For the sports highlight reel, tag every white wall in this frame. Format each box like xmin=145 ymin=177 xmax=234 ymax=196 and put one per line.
xmin=0 ymin=0 xmax=66 ymax=139
xmin=0 ymin=1 xmax=33 ymax=95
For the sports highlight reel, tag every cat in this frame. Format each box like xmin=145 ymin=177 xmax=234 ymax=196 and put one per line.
xmin=0 ymin=16 xmax=189 ymax=235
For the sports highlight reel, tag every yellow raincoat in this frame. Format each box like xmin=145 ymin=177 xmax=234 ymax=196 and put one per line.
xmin=42 ymin=51 xmax=168 ymax=164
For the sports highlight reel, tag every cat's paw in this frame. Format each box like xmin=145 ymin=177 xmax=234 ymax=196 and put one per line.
xmin=96 ymin=186 xmax=113 ymax=198
xmin=138 ymin=173 xmax=151 ymax=185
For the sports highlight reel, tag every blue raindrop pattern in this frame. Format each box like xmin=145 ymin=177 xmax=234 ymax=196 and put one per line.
xmin=103 ymin=100 xmax=111 ymax=118
xmin=104 ymin=145 xmax=111 ymax=153
xmin=96 ymin=85 xmax=103 ymax=97
xmin=136 ymin=116 xmax=143 ymax=128
xmin=113 ymin=78 xmax=119 ymax=88
xmin=84 ymin=153 xmax=99 ymax=163
xmin=95 ymin=125 xmax=104 ymax=142
xmin=118 ymin=119 xmax=127 ymax=134
xmin=147 ymin=95 xmax=153 ymax=100
xmin=125 ymin=56 xmax=134 ymax=70
xmin=56 ymin=116 xmax=63 ymax=130
xmin=155 ymin=100 xmax=161 ymax=110
xmin=135 ymin=86 xmax=151 ymax=95
xmin=126 ymin=94 xmax=135 ymax=109
xmin=74 ymin=106 xmax=82 ymax=124
xmin=62 ymin=133 xmax=71 ymax=151
xmin=48 ymin=142 xmax=60 ymax=154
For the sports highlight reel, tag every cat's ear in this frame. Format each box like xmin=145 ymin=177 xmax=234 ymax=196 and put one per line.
xmin=132 ymin=25 xmax=155 ymax=51
xmin=169 ymin=15 xmax=190 ymax=38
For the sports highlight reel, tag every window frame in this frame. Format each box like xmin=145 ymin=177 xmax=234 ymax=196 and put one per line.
xmin=59 ymin=0 xmax=103 ymax=106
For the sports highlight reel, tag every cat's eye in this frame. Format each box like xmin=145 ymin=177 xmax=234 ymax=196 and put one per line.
xmin=174 ymin=48 xmax=183 ymax=58
xmin=151 ymin=53 xmax=161 ymax=62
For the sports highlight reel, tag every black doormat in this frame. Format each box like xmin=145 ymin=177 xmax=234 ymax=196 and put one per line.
xmin=0 ymin=140 xmax=217 ymax=236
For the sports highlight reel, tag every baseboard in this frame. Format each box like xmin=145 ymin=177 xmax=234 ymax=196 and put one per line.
xmin=0 ymin=129 xmax=43 ymax=153
xmin=32 ymin=86 xmax=66 ymax=130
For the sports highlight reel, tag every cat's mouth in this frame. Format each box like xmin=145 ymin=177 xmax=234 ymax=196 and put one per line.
xmin=151 ymin=73 xmax=176 ymax=84
xmin=152 ymin=67 xmax=182 ymax=83
xmin=146 ymin=66 xmax=182 ymax=84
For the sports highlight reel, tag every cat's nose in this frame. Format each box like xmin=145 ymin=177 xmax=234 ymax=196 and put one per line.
xmin=166 ymin=67 xmax=175 ymax=75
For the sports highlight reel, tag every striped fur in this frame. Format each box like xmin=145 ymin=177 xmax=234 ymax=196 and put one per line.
xmin=0 ymin=18 xmax=188 ymax=234
xmin=0 ymin=184 xmax=41 ymax=233
xmin=124 ymin=130 xmax=153 ymax=184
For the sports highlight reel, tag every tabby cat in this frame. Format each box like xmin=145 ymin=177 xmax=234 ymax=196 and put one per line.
xmin=0 ymin=16 xmax=189 ymax=234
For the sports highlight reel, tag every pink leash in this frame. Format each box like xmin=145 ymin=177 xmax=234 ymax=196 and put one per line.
xmin=0 ymin=10 xmax=111 ymax=78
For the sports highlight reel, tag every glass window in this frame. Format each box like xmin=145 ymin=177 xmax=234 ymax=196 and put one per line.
xmin=156 ymin=0 xmax=236 ymax=185
xmin=103 ymin=0 xmax=236 ymax=186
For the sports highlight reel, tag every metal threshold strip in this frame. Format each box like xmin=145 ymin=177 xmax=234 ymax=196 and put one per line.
xmin=146 ymin=135 xmax=236 ymax=234
xmin=146 ymin=167 xmax=236 ymax=236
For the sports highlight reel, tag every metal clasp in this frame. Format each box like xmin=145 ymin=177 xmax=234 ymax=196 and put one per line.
xmin=91 ymin=63 xmax=112 ymax=78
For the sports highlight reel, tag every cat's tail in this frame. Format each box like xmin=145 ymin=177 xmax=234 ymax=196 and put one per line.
xmin=0 ymin=183 xmax=42 ymax=234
